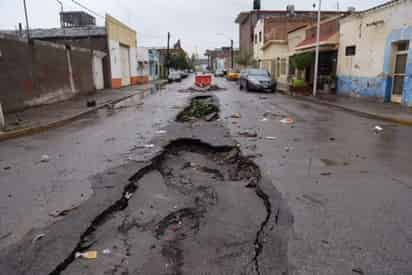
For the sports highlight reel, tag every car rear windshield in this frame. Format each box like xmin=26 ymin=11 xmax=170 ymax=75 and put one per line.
xmin=248 ymin=69 xmax=269 ymax=77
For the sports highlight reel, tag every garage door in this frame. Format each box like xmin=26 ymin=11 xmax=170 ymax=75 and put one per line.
xmin=93 ymin=55 xmax=104 ymax=90
xmin=120 ymin=45 xmax=131 ymax=86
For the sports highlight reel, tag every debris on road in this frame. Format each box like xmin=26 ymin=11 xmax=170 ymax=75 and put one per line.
xmin=3 ymin=166 xmax=11 ymax=170
xmin=40 ymin=155 xmax=50 ymax=163
xmin=49 ymin=205 xmax=78 ymax=217
xmin=32 ymin=233 xmax=46 ymax=244
xmin=86 ymin=100 xmax=97 ymax=108
xmin=239 ymin=131 xmax=258 ymax=138
xmin=352 ymin=268 xmax=365 ymax=274
xmin=263 ymin=111 xmax=283 ymax=119
xmin=0 ymin=232 xmax=12 ymax=242
xmin=178 ymin=84 xmax=226 ymax=93
xmin=373 ymin=125 xmax=383 ymax=133
xmin=205 ymin=112 xmax=219 ymax=122
xmin=261 ymin=118 xmax=269 ymax=122
xmin=104 ymin=137 xmax=116 ymax=143
xmin=102 ymin=249 xmax=112 ymax=255
xmin=177 ymin=96 xmax=220 ymax=122
xmin=264 ymin=136 xmax=277 ymax=140
xmin=320 ymin=172 xmax=332 ymax=176
xmin=156 ymin=130 xmax=167 ymax=135
xmin=144 ymin=144 xmax=155 ymax=148
xmin=125 ymin=192 xmax=133 ymax=200
xmin=75 ymin=251 xmax=98 ymax=260
xmin=231 ymin=113 xmax=241 ymax=119
xmin=280 ymin=117 xmax=295 ymax=124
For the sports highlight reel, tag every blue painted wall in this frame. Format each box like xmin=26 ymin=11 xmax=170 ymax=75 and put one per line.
xmin=338 ymin=26 xmax=412 ymax=106
xmin=337 ymin=76 xmax=387 ymax=99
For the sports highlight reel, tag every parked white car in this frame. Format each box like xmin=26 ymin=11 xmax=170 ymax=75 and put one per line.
xmin=168 ymin=71 xmax=182 ymax=83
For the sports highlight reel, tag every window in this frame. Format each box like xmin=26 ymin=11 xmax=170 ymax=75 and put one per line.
xmin=259 ymin=31 xmax=262 ymax=43
xmin=397 ymin=41 xmax=409 ymax=52
xmin=345 ymin=46 xmax=356 ymax=56
xmin=255 ymin=34 xmax=258 ymax=44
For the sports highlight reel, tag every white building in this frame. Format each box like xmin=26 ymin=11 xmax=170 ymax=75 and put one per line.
xmin=337 ymin=0 xmax=412 ymax=105
xmin=136 ymin=47 xmax=150 ymax=83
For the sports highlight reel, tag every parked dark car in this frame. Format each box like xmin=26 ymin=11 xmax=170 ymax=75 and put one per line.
xmin=239 ymin=69 xmax=277 ymax=93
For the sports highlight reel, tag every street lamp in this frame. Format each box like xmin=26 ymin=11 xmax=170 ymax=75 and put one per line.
xmin=217 ymin=33 xmax=234 ymax=70
xmin=313 ymin=0 xmax=322 ymax=97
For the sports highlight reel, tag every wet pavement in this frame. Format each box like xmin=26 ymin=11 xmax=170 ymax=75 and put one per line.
xmin=0 ymin=75 xmax=412 ymax=275
xmin=214 ymin=78 xmax=412 ymax=275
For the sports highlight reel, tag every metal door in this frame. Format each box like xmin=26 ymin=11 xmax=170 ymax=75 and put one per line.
xmin=120 ymin=45 xmax=131 ymax=86
xmin=93 ymin=55 xmax=104 ymax=90
xmin=391 ymin=42 xmax=409 ymax=103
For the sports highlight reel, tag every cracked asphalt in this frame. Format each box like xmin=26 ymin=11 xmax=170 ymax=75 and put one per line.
xmin=1 ymin=75 xmax=412 ymax=275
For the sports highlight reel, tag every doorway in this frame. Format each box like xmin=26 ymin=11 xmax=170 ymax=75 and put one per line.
xmin=120 ymin=45 xmax=131 ymax=87
xmin=391 ymin=41 xmax=409 ymax=103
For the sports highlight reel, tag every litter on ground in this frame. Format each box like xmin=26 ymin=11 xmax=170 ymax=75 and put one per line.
xmin=280 ymin=118 xmax=295 ymax=124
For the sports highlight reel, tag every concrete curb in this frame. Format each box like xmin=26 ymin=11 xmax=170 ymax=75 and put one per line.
xmin=0 ymin=94 xmax=133 ymax=142
xmin=278 ymin=90 xmax=412 ymax=126
xmin=0 ymin=80 xmax=169 ymax=142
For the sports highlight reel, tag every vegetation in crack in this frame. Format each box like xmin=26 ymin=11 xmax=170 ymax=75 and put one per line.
xmin=176 ymin=96 xmax=220 ymax=122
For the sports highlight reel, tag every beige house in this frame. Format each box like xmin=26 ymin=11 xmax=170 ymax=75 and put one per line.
xmin=253 ymin=16 xmax=317 ymax=84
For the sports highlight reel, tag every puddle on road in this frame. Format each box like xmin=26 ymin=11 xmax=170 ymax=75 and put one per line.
xmin=112 ymin=85 xmax=166 ymax=110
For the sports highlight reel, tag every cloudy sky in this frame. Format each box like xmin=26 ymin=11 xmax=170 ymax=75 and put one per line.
xmin=1 ymin=0 xmax=388 ymax=55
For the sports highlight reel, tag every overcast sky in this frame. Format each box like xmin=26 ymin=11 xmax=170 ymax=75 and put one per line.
xmin=0 ymin=0 xmax=388 ymax=56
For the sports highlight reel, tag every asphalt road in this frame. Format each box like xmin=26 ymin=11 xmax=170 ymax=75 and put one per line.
xmin=0 ymin=75 xmax=412 ymax=275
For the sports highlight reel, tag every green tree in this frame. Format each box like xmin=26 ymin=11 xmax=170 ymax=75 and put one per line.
xmin=170 ymin=51 xmax=190 ymax=70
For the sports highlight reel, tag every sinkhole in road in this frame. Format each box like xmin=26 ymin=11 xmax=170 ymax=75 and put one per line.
xmin=176 ymin=96 xmax=220 ymax=122
xmin=49 ymin=139 xmax=271 ymax=275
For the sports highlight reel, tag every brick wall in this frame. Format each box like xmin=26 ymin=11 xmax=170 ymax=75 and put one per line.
xmin=263 ymin=16 xmax=315 ymax=42
xmin=0 ymin=34 xmax=94 ymax=113
xmin=38 ymin=36 xmax=111 ymax=89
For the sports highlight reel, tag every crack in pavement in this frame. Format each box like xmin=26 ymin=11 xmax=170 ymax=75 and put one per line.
xmin=2 ymin=94 xmax=290 ymax=275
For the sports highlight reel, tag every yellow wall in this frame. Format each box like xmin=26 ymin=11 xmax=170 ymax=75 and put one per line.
xmin=106 ymin=14 xmax=137 ymax=48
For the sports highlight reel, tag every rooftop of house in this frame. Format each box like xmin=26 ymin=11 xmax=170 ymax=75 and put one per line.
xmin=0 ymin=26 xmax=106 ymax=39
xmin=235 ymin=10 xmax=345 ymax=24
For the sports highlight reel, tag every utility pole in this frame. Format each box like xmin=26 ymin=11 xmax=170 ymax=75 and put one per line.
xmin=313 ymin=0 xmax=321 ymax=97
xmin=231 ymin=39 xmax=234 ymax=70
xmin=56 ymin=0 xmax=64 ymax=27
xmin=23 ymin=0 xmax=30 ymax=40
xmin=166 ymin=32 xmax=170 ymax=78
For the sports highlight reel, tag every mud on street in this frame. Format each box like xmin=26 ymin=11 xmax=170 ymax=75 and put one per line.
xmin=0 ymin=93 xmax=292 ymax=275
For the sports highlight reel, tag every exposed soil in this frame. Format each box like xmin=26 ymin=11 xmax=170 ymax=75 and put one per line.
xmin=176 ymin=96 xmax=220 ymax=122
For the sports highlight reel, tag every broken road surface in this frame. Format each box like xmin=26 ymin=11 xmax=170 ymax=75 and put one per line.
xmin=0 ymin=94 xmax=292 ymax=275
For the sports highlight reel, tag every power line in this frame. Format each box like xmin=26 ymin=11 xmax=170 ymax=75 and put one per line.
xmin=65 ymin=0 xmax=104 ymax=18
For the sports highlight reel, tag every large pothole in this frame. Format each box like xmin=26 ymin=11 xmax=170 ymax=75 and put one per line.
xmin=176 ymin=96 xmax=220 ymax=122
xmin=56 ymin=139 xmax=264 ymax=275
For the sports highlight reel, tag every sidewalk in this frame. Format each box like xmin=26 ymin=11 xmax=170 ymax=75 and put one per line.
xmin=278 ymin=84 xmax=412 ymax=126
xmin=0 ymin=80 xmax=167 ymax=141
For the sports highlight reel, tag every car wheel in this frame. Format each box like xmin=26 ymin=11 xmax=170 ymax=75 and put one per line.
xmin=246 ymin=81 xmax=250 ymax=92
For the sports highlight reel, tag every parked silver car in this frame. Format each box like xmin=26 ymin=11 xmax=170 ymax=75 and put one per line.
xmin=239 ymin=69 xmax=277 ymax=93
